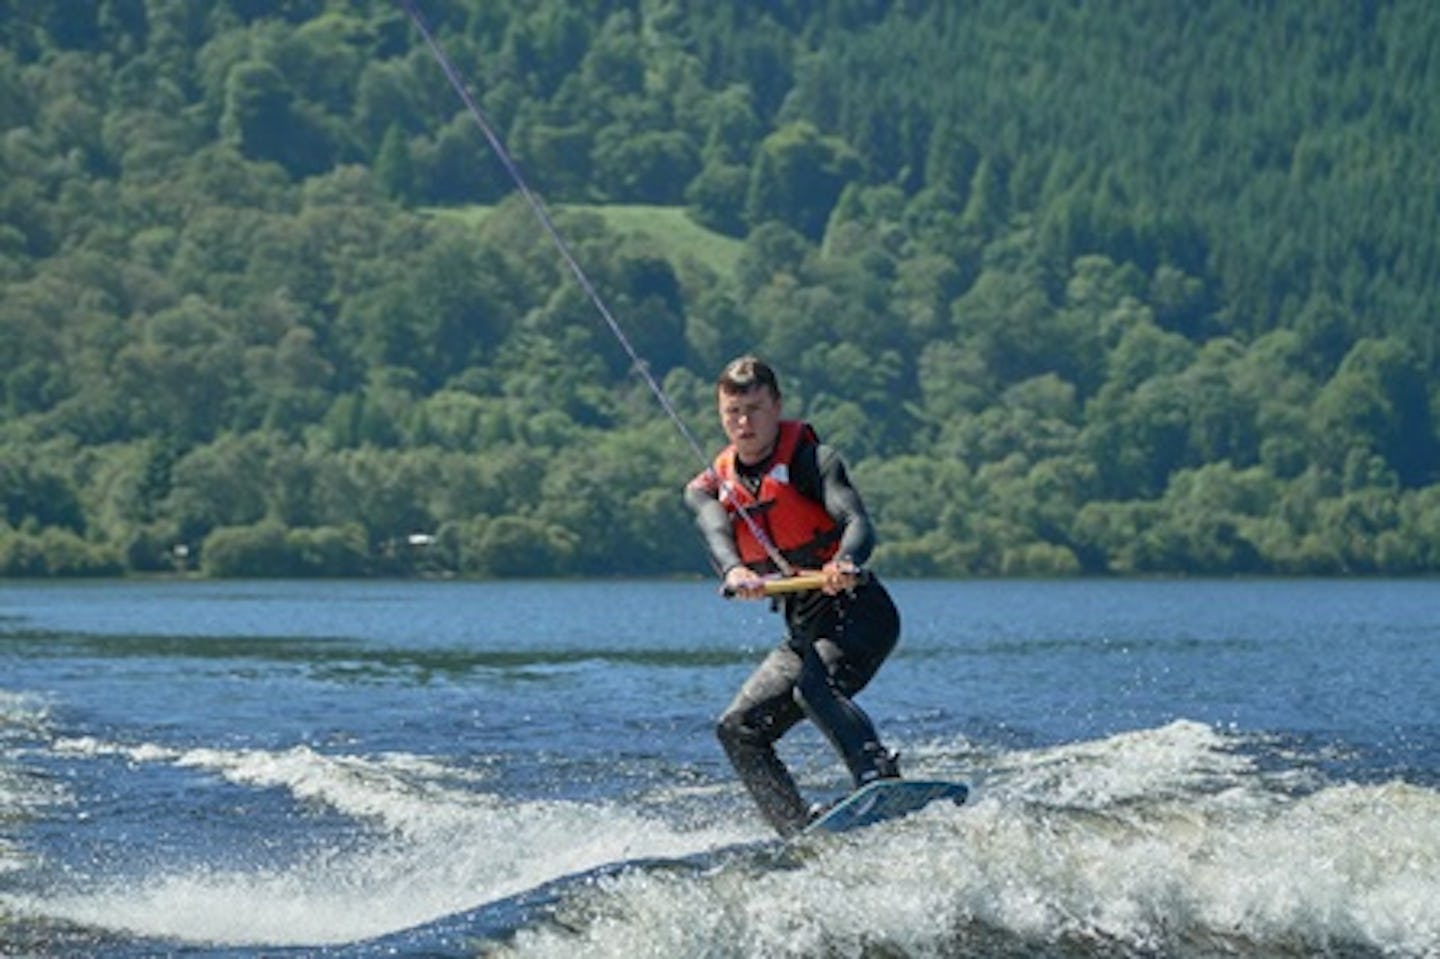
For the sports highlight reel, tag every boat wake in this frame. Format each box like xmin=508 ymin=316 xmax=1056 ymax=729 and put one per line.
xmin=3 ymin=729 xmax=754 ymax=952
xmin=3 ymin=716 xmax=1438 ymax=957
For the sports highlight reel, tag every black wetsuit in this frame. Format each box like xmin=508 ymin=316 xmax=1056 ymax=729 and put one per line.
xmin=685 ymin=435 xmax=901 ymax=836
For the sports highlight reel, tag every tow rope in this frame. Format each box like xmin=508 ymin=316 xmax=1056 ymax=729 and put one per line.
xmin=398 ymin=1 xmax=796 ymax=578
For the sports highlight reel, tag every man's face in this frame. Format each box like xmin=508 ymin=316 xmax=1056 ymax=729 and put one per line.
xmin=718 ymin=386 xmax=782 ymax=464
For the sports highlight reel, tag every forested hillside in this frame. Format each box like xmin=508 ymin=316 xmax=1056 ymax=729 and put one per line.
xmin=3 ymin=0 xmax=1439 ymax=578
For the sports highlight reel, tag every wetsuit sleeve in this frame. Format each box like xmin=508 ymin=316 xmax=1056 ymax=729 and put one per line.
xmin=684 ymin=472 xmax=745 ymax=574
xmin=798 ymin=443 xmax=876 ymax=566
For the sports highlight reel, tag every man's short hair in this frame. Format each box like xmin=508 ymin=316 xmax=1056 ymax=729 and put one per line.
xmin=717 ymin=355 xmax=781 ymax=397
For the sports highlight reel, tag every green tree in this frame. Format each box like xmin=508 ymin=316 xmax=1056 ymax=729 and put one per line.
xmin=923 ymin=117 xmax=979 ymax=199
xmin=373 ymin=123 xmax=416 ymax=203
xmin=958 ymin=156 xmax=1007 ymax=236
xmin=1311 ymin=337 xmax=1436 ymax=488
xmin=353 ymin=58 xmax=421 ymax=147
xmin=685 ymin=159 xmax=749 ymax=236
xmin=200 ymin=521 xmax=283 ymax=576
xmin=746 ymin=121 xmax=864 ymax=241
xmin=451 ymin=514 xmax=578 ymax=577
xmin=2 ymin=450 xmax=85 ymax=532
xmin=162 ymin=432 xmax=275 ymax=546
xmin=592 ymin=128 xmax=699 ymax=203
xmin=697 ymin=83 xmax=761 ymax=167
xmin=219 ymin=59 xmax=334 ymax=176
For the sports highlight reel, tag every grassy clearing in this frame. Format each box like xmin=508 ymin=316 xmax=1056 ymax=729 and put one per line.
xmin=428 ymin=203 xmax=743 ymax=281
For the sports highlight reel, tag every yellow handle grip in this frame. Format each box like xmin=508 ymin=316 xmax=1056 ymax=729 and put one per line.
xmin=721 ymin=571 xmax=830 ymax=598
xmin=758 ymin=572 xmax=830 ymax=595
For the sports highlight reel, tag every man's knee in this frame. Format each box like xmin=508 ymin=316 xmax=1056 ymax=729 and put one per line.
xmin=717 ymin=709 xmax=780 ymax=759
xmin=715 ymin=710 xmax=752 ymax=750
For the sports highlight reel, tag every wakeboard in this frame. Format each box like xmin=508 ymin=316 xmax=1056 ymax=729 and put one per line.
xmin=801 ymin=778 xmax=969 ymax=836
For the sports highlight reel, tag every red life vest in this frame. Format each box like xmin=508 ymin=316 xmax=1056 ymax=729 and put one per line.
xmin=708 ymin=420 xmax=841 ymax=574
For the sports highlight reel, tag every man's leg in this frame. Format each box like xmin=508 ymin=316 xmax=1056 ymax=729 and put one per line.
xmin=794 ymin=640 xmax=900 ymax=786
xmin=794 ymin=585 xmax=902 ymax=787
xmin=715 ymin=645 xmax=809 ymax=836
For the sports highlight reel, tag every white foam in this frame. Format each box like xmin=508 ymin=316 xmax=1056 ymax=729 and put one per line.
xmin=17 ymin=722 xmax=1440 ymax=955
xmin=489 ymin=722 xmax=1440 ymax=958
xmin=20 ymin=736 xmax=756 ymax=946
xmin=987 ymin=719 xmax=1265 ymax=807
xmin=1 ymin=691 xmax=67 ymax=878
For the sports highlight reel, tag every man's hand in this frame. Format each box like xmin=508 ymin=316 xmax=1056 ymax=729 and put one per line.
xmin=819 ymin=557 xmax=861 ymax=595
xmin=723 ymin=564 xmax=768 ymax=600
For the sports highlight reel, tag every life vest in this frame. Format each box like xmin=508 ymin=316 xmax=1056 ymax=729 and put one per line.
xmin=709 ymin=420 xmax=841 ymax=574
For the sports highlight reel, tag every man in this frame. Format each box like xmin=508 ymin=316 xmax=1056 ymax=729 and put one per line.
xmin=685 ymin=355 xmax=901 ymax=836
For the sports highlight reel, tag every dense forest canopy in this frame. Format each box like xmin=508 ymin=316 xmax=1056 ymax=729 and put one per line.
xmin=2 ymin=0 xmax=1439 ymax=578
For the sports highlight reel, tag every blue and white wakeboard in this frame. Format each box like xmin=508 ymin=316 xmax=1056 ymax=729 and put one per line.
xmin=801 ymin=778 xmax=969 ymax=836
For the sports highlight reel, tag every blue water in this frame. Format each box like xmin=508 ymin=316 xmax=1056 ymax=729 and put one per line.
xmin=2 ymin=578 xmax=1438 ymax=957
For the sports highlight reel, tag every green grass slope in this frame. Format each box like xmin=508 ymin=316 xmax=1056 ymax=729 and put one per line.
xmin=430 ymin=204 xmax=743 ymax=280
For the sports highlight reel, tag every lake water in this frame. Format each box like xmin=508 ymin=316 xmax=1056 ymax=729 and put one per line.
xmin=2 ymin=578 xmax=1438 ymax=957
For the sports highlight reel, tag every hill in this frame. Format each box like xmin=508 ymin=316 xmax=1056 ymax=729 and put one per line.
xmin=3 ymin=1 xmax=1439 ymax=578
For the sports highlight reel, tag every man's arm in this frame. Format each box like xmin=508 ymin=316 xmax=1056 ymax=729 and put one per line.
xmin=803 ymin=444 xmax=876 ymax=566
xmin=683 ymin=475 xmax=745 ymax=575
